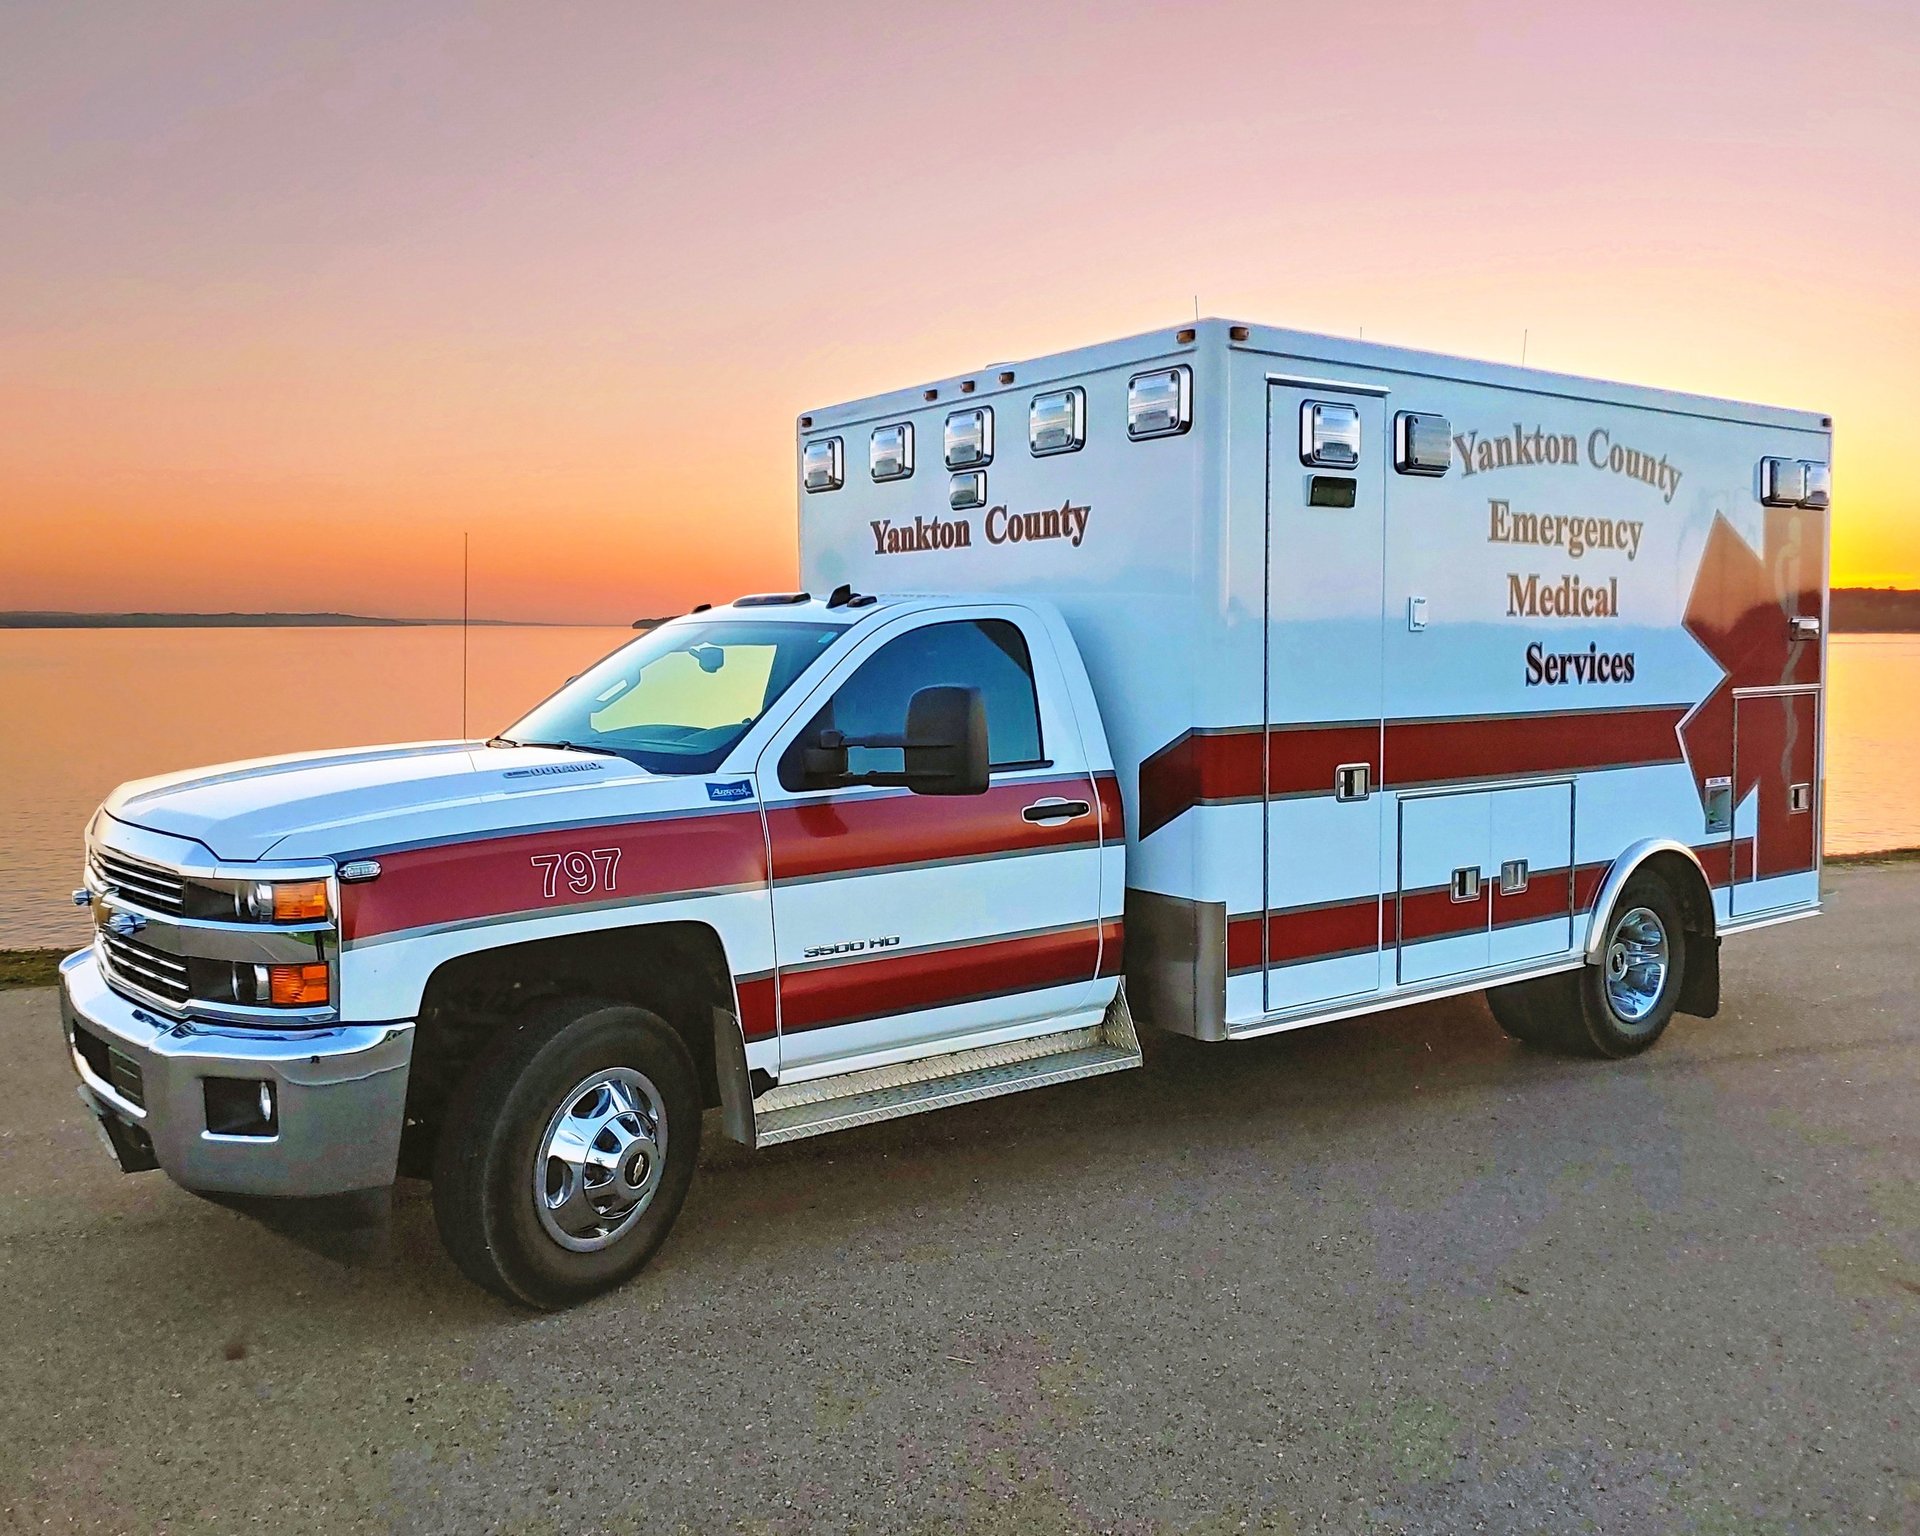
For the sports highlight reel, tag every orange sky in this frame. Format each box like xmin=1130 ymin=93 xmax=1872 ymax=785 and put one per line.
xmin=3 ymin=1 xmax=1915 ymax=622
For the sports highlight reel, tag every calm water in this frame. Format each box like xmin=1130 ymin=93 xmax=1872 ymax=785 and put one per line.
xmin=3 ymin=628 xmax=1917 ymax=948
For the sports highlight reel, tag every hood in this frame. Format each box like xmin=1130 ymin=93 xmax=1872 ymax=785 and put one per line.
xmin=104 ymin=740 xmax=675 ymax=862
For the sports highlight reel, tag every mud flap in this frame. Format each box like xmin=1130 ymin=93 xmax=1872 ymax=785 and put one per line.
xmin=711 ymin=1005 xmax=756 ymax=1147
xmin=1678 ymin=932 xmax=1721 ymax=1019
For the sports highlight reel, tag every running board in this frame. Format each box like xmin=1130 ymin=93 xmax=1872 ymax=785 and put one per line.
xmin=748 ymin=988 xmax=1141 ymax=1148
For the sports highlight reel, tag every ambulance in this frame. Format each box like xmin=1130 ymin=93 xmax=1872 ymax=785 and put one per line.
xmin=60 ymin=320 xmax=1831 ymax=1306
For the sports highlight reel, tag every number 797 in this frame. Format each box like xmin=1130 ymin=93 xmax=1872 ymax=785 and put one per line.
xmin=530 ymin=848 xmax=622 ymax=900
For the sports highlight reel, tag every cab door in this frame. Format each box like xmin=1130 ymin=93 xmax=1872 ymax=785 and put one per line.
xmin=756 ymin=610 xmax=1107 ymax=1076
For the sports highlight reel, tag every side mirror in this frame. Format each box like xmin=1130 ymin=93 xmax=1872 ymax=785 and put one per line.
xmin=902 ymin=685 xmax=989 ymax=796
xmin=801 ymin=685 xmax=990 ymax=795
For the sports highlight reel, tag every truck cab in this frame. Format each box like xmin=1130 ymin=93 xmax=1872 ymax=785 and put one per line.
xmin=62 ymin=591 xmax=1136 ymax=1307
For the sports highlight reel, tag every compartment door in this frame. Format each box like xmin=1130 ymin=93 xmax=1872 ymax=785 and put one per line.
xmin=1262 ymin=383 xmax=1388 ymax=1012
xmin=1731 ymin=688 xmax=1820 ymax=915
xmin=1396 ymin=791 xmax=1491 ymax=984
xmin=1487 ymin=782 xmax=1575 ymax=966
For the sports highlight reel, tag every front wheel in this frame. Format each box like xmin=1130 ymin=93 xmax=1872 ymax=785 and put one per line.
xmin=431 ymin=998 xmax=701 ymax=1308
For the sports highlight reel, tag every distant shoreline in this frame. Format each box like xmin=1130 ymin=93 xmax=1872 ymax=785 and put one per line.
xmin=2 ymin=588 xmax=1915 ymax=631
xmin=1830 ymin=588 xmax=1920 ymax=633
xmin=0 ymin=611 xmax=552 ymax=629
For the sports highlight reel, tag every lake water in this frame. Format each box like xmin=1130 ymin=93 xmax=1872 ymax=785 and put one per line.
xmin=3 ymin=628 xmax=1917 ymax=948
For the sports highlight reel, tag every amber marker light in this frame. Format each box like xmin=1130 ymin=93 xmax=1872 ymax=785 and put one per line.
xmin=268 ymin=963 xmax=331 ymax=1007
xmin=271 ymin=881 xmax=330 ymax=922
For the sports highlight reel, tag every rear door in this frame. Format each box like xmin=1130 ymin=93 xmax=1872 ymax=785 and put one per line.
xmin=1263 ymin=383 xmax=1388 ymax=1011
xmin=756 ymin=609 xmax=1107 ymax=1075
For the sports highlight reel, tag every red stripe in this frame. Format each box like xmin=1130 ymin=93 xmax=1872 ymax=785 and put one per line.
xmin=1137 ymin=707 xmax=1690 ymax=838
xmin=340 ymin=809 xmax=766 ymax=942
xmin=1094 ymin=771 xmax=1126 ymax=845
xmin=1227 ymin=839 xmax=1760 ymax=975
xmin=778 ymin=925 xmax=1104 ymax=1033
xmin=1137 ymin=731 xmax=1259 ymax=841
xmin=737 ymin=974 xmax=777 ymax=1042
xmin=344 ymin=773 xmax=1109 ymax=944
xmin=767 ymin=775 xmax=1098 ymax=881
xmin=1383 ymin=707 xmax=1687 ymax=789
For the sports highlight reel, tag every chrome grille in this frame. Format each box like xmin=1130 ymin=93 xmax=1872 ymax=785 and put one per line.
xmin=99 ymin=932 xmax=191 ymax=1006
xmin=92 ymin=848 xmax=187 ymax=915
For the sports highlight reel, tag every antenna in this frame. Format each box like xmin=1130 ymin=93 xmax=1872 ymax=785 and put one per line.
xmin=1193 ymin=294 xmax=1200 ymax=323
xmin=461 ymin=531 xmax=470 ymax=739
xmin=1521 ymin=328 xmax=1529 ymax=366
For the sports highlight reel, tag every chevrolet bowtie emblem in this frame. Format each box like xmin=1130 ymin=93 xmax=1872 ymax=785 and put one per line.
xmin=103 ymin=911 xmax=146 ymax=938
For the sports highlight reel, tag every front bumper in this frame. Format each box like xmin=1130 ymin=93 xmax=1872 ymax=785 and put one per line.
xmin=59 ymin=948 xmax=413 ymax=1198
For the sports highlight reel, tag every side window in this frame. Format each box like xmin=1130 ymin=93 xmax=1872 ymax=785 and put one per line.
xmin=781 ymin=619 xmax=1044 ymax=790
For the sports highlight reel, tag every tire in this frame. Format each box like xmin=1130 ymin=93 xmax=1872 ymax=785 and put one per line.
xmin=1498 ymin=868 xmax=1687 ymax=1058
xmin=1484 ymin=977 xmax=1558 ymax=1047
xmin=431 ymin=998 xmax=702 ymax=1308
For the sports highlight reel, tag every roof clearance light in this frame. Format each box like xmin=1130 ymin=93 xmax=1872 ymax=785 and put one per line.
xmin=1798 ymin=461 xmax=1831 ymax=509
xmin=950 ymin=470 xmax=987 ymax=510
xmin=1393 ymin=412 xmax=1451 ymax=476
xmin=944 ymin=407 xmax=993 ymax=469
xmin=1759 ymin=456 xmax=1806 ymax=507
xmin=1301 ymin=401 xmax=1362 ymax=467
xmin=1127 ymin=366 xmax=1191 ymax=440
xmin=802 ymin=437 xmax=843 ymax=493
xmin=870 ymin=423 xmax=914 ymax=482
xmin=1030 ymin=388 xmax=1085 ymax=457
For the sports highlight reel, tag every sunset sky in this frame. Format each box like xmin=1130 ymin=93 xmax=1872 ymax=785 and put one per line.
xmin=4 ymin=1 xmax=1916 ymax=622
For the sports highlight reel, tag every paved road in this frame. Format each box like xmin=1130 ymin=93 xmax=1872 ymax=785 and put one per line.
xmin=3 ymin=868 xmax=1917 ymax=1535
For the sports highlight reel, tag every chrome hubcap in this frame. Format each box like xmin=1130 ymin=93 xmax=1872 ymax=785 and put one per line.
xmin=1603 ymin=905 xmax=1669 ymax=1025
xmin=533 ymin=1067 xmax=666 ymax=1252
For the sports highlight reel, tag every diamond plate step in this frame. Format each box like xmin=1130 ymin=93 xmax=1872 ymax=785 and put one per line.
xmin=751 ymin=988 xmax=1141 ymax=1146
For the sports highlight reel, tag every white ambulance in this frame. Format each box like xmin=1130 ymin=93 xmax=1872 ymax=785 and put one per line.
xmin=61 ymin=320 xmax=1831 ymax=1306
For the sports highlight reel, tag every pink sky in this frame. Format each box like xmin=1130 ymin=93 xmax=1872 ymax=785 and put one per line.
xmin=4 ymin=0 xmax=1915 ymax=621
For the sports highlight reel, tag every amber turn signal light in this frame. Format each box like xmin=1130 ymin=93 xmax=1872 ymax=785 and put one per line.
xmin=267 ymin=963 xmax=330 ymax=1006
xmin=271 ymin=881 xmax=329 ymax=922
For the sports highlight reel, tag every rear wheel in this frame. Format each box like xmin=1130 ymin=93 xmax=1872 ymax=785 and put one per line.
xmin=431 ymin=998 xmax=701 ymax=1308
xmin=1488 ymin=868 xmax=1687 ymax=1058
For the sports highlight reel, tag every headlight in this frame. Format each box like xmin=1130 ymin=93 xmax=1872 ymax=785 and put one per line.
xmin=239 ymin=880 xmax=330 ymax=924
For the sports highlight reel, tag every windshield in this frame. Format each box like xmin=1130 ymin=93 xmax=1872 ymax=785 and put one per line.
xmin=500 ymin=618 xmax=846 ymax=774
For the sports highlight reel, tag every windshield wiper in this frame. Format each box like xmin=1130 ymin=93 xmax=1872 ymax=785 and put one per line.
xmin=488 ymin=736 xmax=618 ymax=757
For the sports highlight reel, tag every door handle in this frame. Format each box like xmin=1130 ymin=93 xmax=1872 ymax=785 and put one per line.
xmin=1023 ymin=798 xmax=1091 ymax=823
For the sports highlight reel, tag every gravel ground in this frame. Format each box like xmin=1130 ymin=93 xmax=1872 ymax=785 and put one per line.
xmin=2 ymin=867 xmax=1916 ymax=1535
